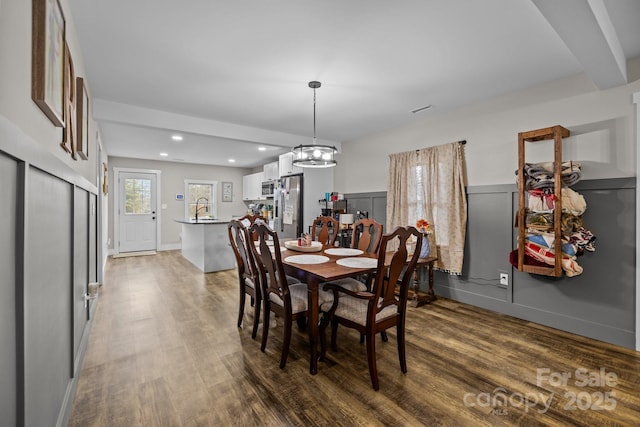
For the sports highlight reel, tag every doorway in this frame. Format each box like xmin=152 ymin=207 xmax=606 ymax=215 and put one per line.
xmin=114 ymin=169 xmax=161 ymax=253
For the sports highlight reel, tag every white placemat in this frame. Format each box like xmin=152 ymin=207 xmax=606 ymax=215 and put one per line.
xmin=285 ymin=254 xmax=330 ymax=264
xmin=324 ymin=248 xmax=364 ymax=256
xmin=336 ymin=257 xmax=378 ymax=268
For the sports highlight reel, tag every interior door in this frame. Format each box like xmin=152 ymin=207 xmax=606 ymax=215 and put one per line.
xmin=118 ymin=171 xmax=157 ymax=253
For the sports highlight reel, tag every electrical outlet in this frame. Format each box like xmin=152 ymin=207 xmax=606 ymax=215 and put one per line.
xmin=499 ymin=273 xmax=509 ymax=286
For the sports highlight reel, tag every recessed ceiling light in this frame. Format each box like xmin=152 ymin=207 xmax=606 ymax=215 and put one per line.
xmin=160 ymin=152 xmax=168 ymax=157
xmin=228 ymin=159 xmax=236 ymax=163
xmin=258 ymin=146 xmax=267 ymax=151
xmin=171 ymin=135 xmax=183 ymax=141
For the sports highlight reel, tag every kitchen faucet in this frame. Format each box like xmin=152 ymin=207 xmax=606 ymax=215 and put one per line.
xmin=195 ymin=197 xmax=209 ymax=222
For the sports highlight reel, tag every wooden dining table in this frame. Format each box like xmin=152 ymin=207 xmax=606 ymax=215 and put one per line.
xmin=281 ymin=245 xmax=378 ymax=375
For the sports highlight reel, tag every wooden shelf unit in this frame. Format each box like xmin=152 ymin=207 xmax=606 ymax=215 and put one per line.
xmin=516 ymin=125 xmax=570 ymax=277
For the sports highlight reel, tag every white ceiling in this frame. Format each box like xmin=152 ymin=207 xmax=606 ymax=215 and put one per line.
xmin=68 ymin=0 xmax=640 ymax=168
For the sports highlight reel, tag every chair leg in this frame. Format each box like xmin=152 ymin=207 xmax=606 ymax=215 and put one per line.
xmin=237 ymin=286 xmax=246 ymax=328
xmin=251 ymin=295 xmax=261 ymax=339
xmin=319 ymin=312 xmax=329 ymax=359
xmin=261 ymin=302 xmax=270 ymax=352
xmin=365 ymin=331 xmax=379 ymax=391
xmin=330 ymin=318 xmax=339 ymax=351
xmin=397 ymin=322 xmax=407 ymax=374
xmin=280 ymin=313 xmax=293 ymax=369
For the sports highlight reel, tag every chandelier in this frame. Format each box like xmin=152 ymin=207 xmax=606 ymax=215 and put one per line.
xmin=292 ymin=81 xmax=337 ymax=168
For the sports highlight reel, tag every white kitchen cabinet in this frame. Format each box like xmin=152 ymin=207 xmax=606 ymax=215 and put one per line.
xmin=263 ymin=161 xmax=279 ymax=181
xmin=278 ymin=152 xmax=302 ymax=177
xmin=242 ymin=171 xmax=264 ymax=201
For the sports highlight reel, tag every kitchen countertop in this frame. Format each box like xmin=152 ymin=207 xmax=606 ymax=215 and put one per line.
xmin=174 ymin=219 xmax=230 ymax=224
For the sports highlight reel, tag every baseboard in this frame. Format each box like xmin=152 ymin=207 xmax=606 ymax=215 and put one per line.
xmin=107 ymin=243 xmax=181 ymax=259
xmin=159 ymin=243 xmax=181 ymax=251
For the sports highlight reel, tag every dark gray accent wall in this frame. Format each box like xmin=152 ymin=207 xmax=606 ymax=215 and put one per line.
xmin=1 ymin=116 xmax=99 ymax=427
xmin=74 ymin=187 xmax=90 ymax=372
xmin=25 ymin=168 xmax=73 ymax=427
xmin=347 ymin=179 xmax=636 ymax=349
xmin=0 ymin=152 xmax=17 ymax=426
xmin=345 ymin=191 xmax=387 ymax=230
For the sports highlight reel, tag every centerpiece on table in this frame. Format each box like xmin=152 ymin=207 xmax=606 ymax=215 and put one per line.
xmin=415 ymin=219 xmax=432 ymax=258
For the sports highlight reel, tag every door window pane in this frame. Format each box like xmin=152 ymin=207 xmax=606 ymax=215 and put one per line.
xmin=124 ymin=178 xmax=152 ymax=214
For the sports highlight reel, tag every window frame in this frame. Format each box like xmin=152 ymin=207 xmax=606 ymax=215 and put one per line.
xmin=184 ymin=179 xmax=218 ymax=220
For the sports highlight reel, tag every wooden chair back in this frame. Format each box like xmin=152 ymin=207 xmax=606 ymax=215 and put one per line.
xmin=249 ymin=222 xmax=291 ymax=307
xmin=311 ymin=216 xmax=339 ymax=246
xmin=237 ymin=214 xmax=266 ymax=240
xmin=371 ymin=226 xmax=422 ymax=316
xmin=351 ymin=219 xmax=383 ymax=253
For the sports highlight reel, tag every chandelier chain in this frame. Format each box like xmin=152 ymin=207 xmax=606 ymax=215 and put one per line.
xmin=313 ymin=85 xmax=317 ymax=143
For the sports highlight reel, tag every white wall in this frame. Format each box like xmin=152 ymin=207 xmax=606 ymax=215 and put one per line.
xmin=108 ymin=156 xmax=252 ymax=250
xmin=334 ymin=71 xmax=640 ymax=193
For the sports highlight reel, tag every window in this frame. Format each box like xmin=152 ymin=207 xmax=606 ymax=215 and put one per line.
xmin=185 ymin=180 xmax=218 ymax=220
xmin=387 ymin=142 xmax=467 ymax=274
xmin=124 ymin=177 xmax=152 ymax=214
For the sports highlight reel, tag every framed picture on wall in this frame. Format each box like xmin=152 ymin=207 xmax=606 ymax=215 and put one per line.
xmin=31 ymin=0 xmax=66 ymax=127
xmin=59 ymin=42 xmax=76 ymax=157
xmin=222 ymin=182 xmax=233 ymax=202
xmin=76 ymin=77 xmax=89 ymax=160
xmin=102 ymin=162 xmax=108 ymax=194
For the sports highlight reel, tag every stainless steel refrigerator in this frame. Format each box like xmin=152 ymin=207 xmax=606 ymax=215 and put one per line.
xmin=273 ymin=174 xmax=303 ymax=240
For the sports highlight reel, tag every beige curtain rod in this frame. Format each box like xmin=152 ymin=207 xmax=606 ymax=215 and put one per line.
xmin=415 ymin=140 xmax=466 ymax=152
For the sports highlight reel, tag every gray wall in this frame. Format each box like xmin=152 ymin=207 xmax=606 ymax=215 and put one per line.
xmin=345 ymin=191 xmax=387 ymax=230
xmin=0 ymin=151 xmax=17 ymax=427
xmin=347 ymin=179 xmax=636 ymax=350
xmin=1 ymin=116 xmax=99 ymax=426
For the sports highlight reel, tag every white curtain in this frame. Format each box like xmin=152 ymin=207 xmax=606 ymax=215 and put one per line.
xmin=387 ymin=142 xmax=467 ymax=274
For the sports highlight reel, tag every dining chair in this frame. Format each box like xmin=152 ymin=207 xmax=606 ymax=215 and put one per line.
xmin=228 ymin=219 xmax=261 ymax=338
xmin=319 ymin=226 xmax=423 ymax=390
xmin=311 ymin=215 xmax=339 ymax=246
xmin=351 ymin=218 xmax=383 ymax=253
xmin=327 ymin=218 xmax=385 ymax=292
xmin=237 ymin=213 xmax=266 ymax=240
xmin=250 ymin=222 xmax=324 ymax=369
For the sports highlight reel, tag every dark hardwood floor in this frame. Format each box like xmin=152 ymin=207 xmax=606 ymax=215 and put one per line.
xmin=69 ymin=250 xmax=640 ymax=426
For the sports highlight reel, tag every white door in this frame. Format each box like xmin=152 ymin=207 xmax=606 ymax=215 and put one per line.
xmin=118 ymin=172 xmax=157 ymax=253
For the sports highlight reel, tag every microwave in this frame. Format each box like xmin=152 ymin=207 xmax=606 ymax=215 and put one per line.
xmin=261 ymin=181 xmax=275 ymax=197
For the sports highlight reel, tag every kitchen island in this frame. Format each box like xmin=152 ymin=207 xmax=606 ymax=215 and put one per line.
xmin=176 ymin=219 xmax=236 ymax=273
